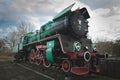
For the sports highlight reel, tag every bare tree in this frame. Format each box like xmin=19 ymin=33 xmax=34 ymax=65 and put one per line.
xmin=96 ymin=40 xmax=120 ymax=57
xmin=96 ymin=41 xmax=113 ymax=54
xmin=16 ymin=21 xmax=35 ymax=38
xmin=8 ymin=31 xmax=18 ymax=47
xmin=112 ymin=40 xmax=120 ymax=56
xmin=8 ymin=21 xmax=35 ymax=48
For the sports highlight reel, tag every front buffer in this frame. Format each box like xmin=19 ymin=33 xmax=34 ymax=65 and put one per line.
xmin=61 ymin=51 xmax=91 ymax=75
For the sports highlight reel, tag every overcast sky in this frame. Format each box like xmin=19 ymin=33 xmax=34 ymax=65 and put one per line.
xmin=0 ymin=0 xmax=120 ymax=42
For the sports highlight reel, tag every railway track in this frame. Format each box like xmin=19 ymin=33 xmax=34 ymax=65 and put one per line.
xmin=0 ymin=60 xmax=119 ymax=80
xmin=18 ymin=61 xmax=120 ymax=80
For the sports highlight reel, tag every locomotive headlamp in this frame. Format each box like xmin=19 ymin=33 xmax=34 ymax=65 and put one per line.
xmin=85 ymin=46 xmax=89 ymax=50
xmin=73 ymin=41 xmax=81 ymax=52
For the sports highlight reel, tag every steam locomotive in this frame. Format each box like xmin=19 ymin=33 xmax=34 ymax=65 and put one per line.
xmin=12 ymin=4 xmax=107 ymax=75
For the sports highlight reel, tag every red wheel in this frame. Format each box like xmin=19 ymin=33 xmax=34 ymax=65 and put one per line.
xmin=43 ymin=58 xmax=51 ymax=68
xmin=35 ymin=50 xmax=43 ymax=65
xmin=29 ymin=49 xmax=35 ymax=64
xmin=62 ymin=60 xmax=71 ymax=72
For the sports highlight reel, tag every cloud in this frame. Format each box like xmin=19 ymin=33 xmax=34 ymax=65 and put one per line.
xmin=79 ymin=0 xmax=120 ymax=9
xmin=0 ymin=0 xmax=78 ymax=37
xmin=74 ymin=0 xmax=120 ymax=42
xmin=88 ymin=7 xmax=120 ymax=41
xmin=79 ymin=0 xmax=120 ymax=17
xmin=0 ymin=26 xmax=16 ymax=38
xmin=0 ymin=0 xmax=120 ymax=42
xmin=0 ymin=28 xmax=2 ymax=32
xmin=105 ymin=6 xmax=120 ymax=17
